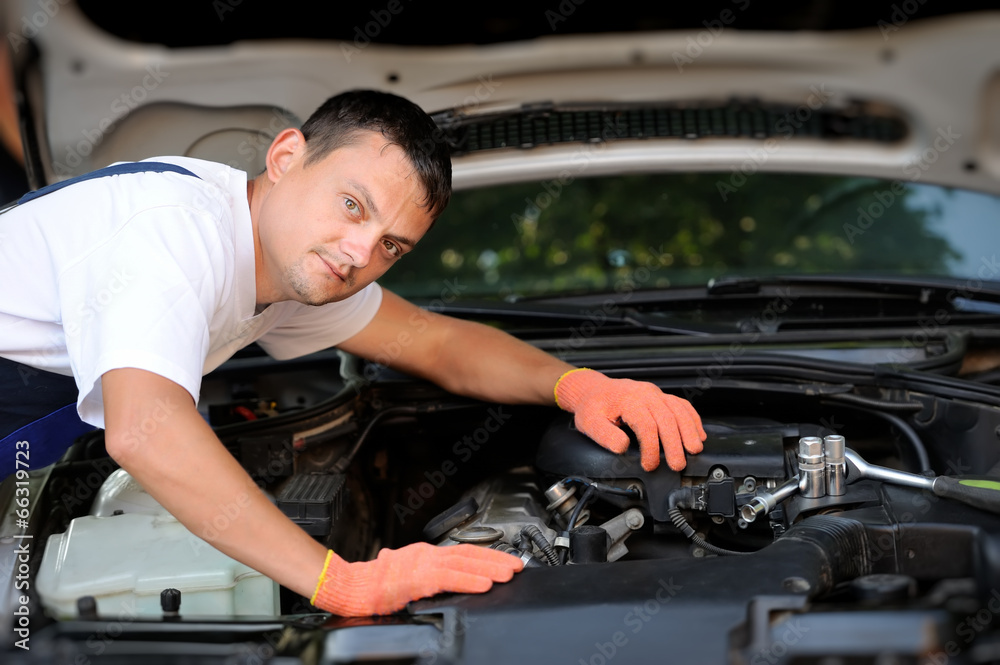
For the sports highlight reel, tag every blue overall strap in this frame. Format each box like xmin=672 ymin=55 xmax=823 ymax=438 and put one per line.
xmin=0 ymin=405 xmax=96 ymax=475
xmin=18 ymin=161 xmax=200 ymax=204
xmin=1 ymin=162 xmax=202 ymax=477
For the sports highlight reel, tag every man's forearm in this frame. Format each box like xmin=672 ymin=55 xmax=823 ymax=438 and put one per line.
xmin=340 ymin=290 xmax=575 ymax=407
xmin=421 ymin=314 xmax=574 ymax=405
xmin=102 ymin=368 xmax=328 ymax=600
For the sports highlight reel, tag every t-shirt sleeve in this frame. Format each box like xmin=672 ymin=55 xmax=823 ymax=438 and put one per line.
xmin=58 ymin=204 xmax=231 ymax=428
xmin=255 ymin=283 xmax=383 ymax=360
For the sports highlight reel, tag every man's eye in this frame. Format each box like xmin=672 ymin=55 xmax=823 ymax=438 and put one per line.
xmin=383 ymin=239 xmax=400 ymax=257
xmin=345 ymin=198 xmax=358 ymax=212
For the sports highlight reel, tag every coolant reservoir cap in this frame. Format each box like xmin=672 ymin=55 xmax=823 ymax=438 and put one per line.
xmin=161 ymin=588 xmax=181 ymax=613
xmin=451 ymin=526 xmax=503 ymax=544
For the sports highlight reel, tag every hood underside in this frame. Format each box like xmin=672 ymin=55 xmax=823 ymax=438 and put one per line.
xmin=4 ymin=2 xmax=1000 ymax=194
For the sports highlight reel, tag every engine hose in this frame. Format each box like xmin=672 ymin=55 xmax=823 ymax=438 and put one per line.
xmin=520 ymin=525 xmax=559 ymax=566
xmin=329 ymin=406 xmax=416 ymax=473
xmin=510 ymin=532 xmax=530 ymax=554
xmin=827 ymin=392 xmax=923 ymax=413
xmin=566 ymin=485 xmax=596 ymax=530
xmin=668 ymin=507 xmax=748 ymax=557
xmin=490 ymin=541 xmax=545 ymax=568
xmin=778 ymin=514 xmax=871 ymax=586
xmin=562 ymin=476 xmax=642 ymax=498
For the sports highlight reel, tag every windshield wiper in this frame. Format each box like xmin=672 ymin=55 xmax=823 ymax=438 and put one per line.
xmin=411 ymin=300 xmax=728 ymax=336
xmin=707 ymin=274 xmax=1000 ymax=301
xmin=415 ymin=274 xmax=1000 ymax=339
xmin=521 ymin=273 xmax=1000 ymax=309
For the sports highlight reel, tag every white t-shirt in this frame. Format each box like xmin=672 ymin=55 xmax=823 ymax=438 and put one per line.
xmin=0 ymin=156 xmax=382 ymax=427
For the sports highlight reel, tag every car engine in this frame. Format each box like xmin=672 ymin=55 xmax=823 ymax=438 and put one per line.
xmin=9 ymin=347 xmax=1000 ymax=663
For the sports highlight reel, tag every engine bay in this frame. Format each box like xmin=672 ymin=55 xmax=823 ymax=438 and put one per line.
xmin=9 ymin=342 xmax=1000 ymax=663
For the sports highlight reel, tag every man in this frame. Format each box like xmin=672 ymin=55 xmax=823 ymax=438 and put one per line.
xmin=0 ymin=90 xmax=705 ymax=616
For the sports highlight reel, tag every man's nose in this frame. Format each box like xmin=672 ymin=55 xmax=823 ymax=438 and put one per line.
xmin=340 ymin=229 xmax=376 ymax=269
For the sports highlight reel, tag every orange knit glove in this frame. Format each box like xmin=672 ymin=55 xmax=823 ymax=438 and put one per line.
xmin=311 ymin=543 xmax=523 ymax=616
xmin=555 ymin=368 xmax=706 ymax=472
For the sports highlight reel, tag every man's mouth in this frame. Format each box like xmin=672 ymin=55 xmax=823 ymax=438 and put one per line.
xmin=318 ymin=254 xmax=348 ymax=283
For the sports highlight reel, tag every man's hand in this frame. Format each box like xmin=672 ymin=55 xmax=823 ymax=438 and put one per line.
xmin=102 ymin=368 xmax=524 ymax=616
xmin=338 ymin=292 xmax=706 ymax=472
xmin=312 ymin=543 xmax=524 ymax=616
xmin=555 ymin=368 xmax=706 ymax=472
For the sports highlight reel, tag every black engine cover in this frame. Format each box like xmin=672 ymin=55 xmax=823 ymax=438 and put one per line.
xmin=535 ymin=414 xmax=792 ymax=521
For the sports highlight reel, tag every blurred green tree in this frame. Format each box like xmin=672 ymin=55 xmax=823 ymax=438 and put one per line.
xmin=380 ymin=173 xmax=962 ymax=301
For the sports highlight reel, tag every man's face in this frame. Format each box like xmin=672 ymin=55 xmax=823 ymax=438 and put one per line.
xmin=254 ymin=129 xmax=435 ymax=306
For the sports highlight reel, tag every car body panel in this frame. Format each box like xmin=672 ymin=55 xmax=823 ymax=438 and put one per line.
xmin=4 ymin=2 xmax=1000 ymax=193
xmin=4 ymin=4 xmax=1000 ymax=664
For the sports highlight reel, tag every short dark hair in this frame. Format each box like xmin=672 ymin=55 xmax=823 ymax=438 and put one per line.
xmin=300 ymin=90 xmax=452 ymax=218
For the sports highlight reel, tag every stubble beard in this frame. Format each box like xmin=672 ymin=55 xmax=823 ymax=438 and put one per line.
xmin=284 ymin=255 xmax=357 ymax=306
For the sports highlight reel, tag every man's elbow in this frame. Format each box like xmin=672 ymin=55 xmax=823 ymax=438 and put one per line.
xmin=100 ymin=368 xmax=193 ymax=466
xmin=103 ymin=426 xmax=144 ymax=467
xmin=103 ymin=406 xmax=187 ymax=467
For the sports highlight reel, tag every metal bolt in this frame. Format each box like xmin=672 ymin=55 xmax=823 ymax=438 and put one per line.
xmin=782 ymin=577 xmax=811 ymax=593
xmin=711 ymin=516 xmax=725 ymax=524
xmin=692 ymin=547 xmax=705 ymax=558
xmin=710 ymin=467 xmax=726 ymax=481
xmin=742 ymin=477 xmax=757 ymax=492
xmin=798 ymin=436 xmax=824 ymax=459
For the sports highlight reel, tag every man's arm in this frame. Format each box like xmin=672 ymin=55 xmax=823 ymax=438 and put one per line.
xmin=101 ymin=367 xmax=522 ymax=615
xmin=338 ymin=289 xmax=574 ymax=405
xmin=337 ymin=290 xmax=706 ymax=471
xmin=102 ymin=368 xmax=329 ymax=597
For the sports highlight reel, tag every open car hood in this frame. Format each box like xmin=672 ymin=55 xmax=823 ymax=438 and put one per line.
xmin=5 ymin=2 xmax=1000 ymax=194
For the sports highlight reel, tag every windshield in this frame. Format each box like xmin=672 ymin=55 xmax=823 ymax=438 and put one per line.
xmin=379 ymin=173 xmax=1000 ymax=301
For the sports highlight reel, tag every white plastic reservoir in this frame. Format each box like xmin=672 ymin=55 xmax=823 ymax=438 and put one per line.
xmin=36 ymin=470 xmax=280 ymax=619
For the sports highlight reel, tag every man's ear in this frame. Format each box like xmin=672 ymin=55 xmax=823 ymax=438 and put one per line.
xmin=264 ymin=128 xmax=306 ymax=183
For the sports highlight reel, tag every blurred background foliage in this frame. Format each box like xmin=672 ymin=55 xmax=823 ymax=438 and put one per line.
xmin=380 ymin=173 xmax=966 ymax=301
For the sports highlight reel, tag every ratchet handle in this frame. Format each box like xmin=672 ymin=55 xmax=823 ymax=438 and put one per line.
xmin=932 ymin=477 xmax=1000 ymax=514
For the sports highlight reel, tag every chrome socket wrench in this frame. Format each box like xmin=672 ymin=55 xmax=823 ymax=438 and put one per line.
xmin=798 ymin=436 xmax=826 ymax=499
xmin=740 ymin=475 xmax=800 ymax=523
xmin=824 ymin=434 xmax=847 ymax=496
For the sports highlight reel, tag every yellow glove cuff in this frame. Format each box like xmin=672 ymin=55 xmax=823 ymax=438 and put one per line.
xmin=553 ymin=367 xmax=591 ymax=409
xmin=310 ymin=549 xmax=335 ymax=606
